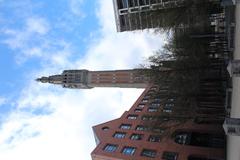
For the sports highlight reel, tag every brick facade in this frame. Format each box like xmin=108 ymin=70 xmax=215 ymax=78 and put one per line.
xmin=91 ymin=86 xmax=225 ymax=160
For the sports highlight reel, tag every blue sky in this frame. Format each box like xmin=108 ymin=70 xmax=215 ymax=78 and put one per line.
xmin=0 ymin=0 xmax=164 ymax=160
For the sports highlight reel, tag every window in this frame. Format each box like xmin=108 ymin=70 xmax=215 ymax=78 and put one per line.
xmin=142 ymin=116 xmax=156 ymax=121
xmin=150 ymin=86 xmax=157 ymax=90
xmin=122 ymin=146 xmax=136 ymax=155
xmin=150 ymin=0 xmax=157 ymax=4
xmin=138 ymin=104 xmax=145 ymax=108
xmin=141 ymin=149 xmax=157 ymax=158
xmin=162 ymin=151 xmax=178 ymax=160
xmin=228 ymin=127 xmax=236 ymax=133
xmin=118 ymin=0 xmax=128 ymax=9
xmin=174 ymin=131 xmax=225 ymax=148
xmin=120 ymin=124 xmax=132 ymax=130
xmin=134 ymin=108 xmax=142 ymax=112
xmin=167 ymin=98 xmax=175 ymax=102
xmin=148 ymin=108 xmax=158 ymax=112
xmin=174 ymin=132 xmax=189 ymax=145
xmin=147 ymin=91 xmax=155 ymax=95
xmin=144 ymin=95 xmax=150 ymax=99
xmin=102 ymin=126 xmax=109 ymax=131
xmin=148 ymin=135 xmax=161 ymax=142
xmin=113 ymin=132 xmax=126 ymax=139
xmin=165 ymin=103 xmax=174 ymax=107
xmin=153 ymin=127 xmax=165 ymax=133
xmin=130 ymin=133 xmax=143 ymax=140
xmin=163 ymin=109 xmax=172 ymax=113
xmin=163 ymin=103 xmax=174 ymax=113
xmin=136 ymin=125 xmax=146 ymax=131
xmin=151 ymin=103 xmax=160 ymax=108
xmin=104 ymin=144 xmax=117 ymax=152
xmin=142 ymin=99 xmax=148 ymax=103
xmin=154 ymin=98 xmax=161 ymax=102
xmin=127 ymin=114 xmax=138 ymax=120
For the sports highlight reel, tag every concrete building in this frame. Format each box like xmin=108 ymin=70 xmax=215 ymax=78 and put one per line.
xmin=91 ymin=85 xmax=225 ymax=160
xmin=112 ymin=0 xmax=223 ymax=32
xmin=37 ymin=69 xmax=149 ymax=89
xmin=112 ymin=0 xmax=186 ymax=32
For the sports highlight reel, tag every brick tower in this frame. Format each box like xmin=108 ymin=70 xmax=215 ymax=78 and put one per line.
xmin=36 ymin=69 xmax=149 ymax=89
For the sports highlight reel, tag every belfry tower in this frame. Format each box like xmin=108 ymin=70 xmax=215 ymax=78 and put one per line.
xmin=36 ymin=69 xmax=149 ymax=89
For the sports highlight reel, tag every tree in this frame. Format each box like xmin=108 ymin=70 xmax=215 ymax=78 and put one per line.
xmin=138 ymin=28 xmax=227 ymax=139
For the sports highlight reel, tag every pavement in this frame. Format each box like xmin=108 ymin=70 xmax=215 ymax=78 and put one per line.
xmin=227 ymin=1 xmax=240 ymax=160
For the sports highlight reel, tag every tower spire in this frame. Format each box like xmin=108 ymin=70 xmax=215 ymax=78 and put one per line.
xmin=37 ymin=69 xmax=149 ymax=89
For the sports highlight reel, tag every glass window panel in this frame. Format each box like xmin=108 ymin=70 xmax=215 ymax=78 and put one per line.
xmin=120 ymin=124 xmax=132 ymax=129
xmin=104 ymin=144 xmax=118 ymax=152
xmin=141 ymin=149 xmax=157 ymax=158
xmin=122 ymin=146 xmax=136 ymax=155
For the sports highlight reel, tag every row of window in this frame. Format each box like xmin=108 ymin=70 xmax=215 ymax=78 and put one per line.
xmin=113 ymin=132 xmax=161 ymax=142
xmin=118 ymin=0 xmax=159 ymax=9
xmin=135 ymin=104 xmax=174 ymax=113
xmin=104 ymin=144 xmax=178 ymax=159
xmin=119 ymin=123 xmax=165 ymax=133
xmin=127 ymin=114 xmax=172 ymax=121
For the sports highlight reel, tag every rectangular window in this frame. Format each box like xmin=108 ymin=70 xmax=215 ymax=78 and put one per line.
xmin=142 ymin=116 xmax=156 ymax=121
xmin=122 ymin=146 xmax=136 ymax=155
xmin=134 ymin=108 xmax=142 ymax=112
xmin=113 ymin=132 xmax=126 ymax=139
xmin=144 ymin=95 xmax=150 ymax=99
xmin=154 ymin=98 xmax=161 ymax=103
xmin=127 ymin=114 xmax=138 ymax=120
xmin=163 ymin=103 xmax=174 ymax=113
xmin=118 ymin=0 xmax=128 ymax=9
xmin=163 ymin=109 xmax=172 ymax=113
xmin=120 ymin=124 xmax=132 ymax=130
xmin=167 ymin=98 xmax=175 ymax=102
xmin=162 ymin=151 xmax=178 ymax=160
xmin=148 ymin=135 xmax=161 ymax=142
xmin=153 ymin=127 xmax=165 ymax=134
xmin=139 ymin=0 xmax=149 ymax=6
xmin=228 ymin=127 xmax=236 ymax=133
xmin=136 ymin=125 xmax=146 ymax=131
xmin=148 ymin=107 xmax=158 ymax=112
xmin=141 ymin=149 xmax=157 ymax=158
xmin=130 ymin=133 xmax=143 ymax=140
xmin=104 ymin=144 xmax=118 ymax=152
xmin=147 ymin=91 xmax=155 ymax=95
xmin=142 ymin=99 xmax=148 ymax=103
xmin=138 ymin=104 xmax=145 ymax=108
xmin=165 ymin=103 xmax=174 ymax=107
xmin=150 ymin=86 xmax=157 ymax=90
xmin=150 ymin=0 xmax=157 ymax=4
xmin=151 ymin=103 xmax=160 ymax=108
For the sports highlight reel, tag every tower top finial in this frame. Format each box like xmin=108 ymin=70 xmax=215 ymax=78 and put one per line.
xmin=36 ymin=77 xmax=50 ymax=83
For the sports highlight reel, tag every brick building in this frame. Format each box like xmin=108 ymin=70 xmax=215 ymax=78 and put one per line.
xmin=91 ymin=85 xmax=225 ymax=160
xmin=37 ymin=68 xmax=226 ymax=160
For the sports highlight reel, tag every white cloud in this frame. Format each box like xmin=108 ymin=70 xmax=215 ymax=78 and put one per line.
xmin=0 ymin=97 xmax=6 ymax=106
xmin=1 ymin=17 xmax=51 ymax=63
xmin=26 ymin=17 xmax=49 ymax=35
xmin=0 ymin=1 xmax=165 ymax=160
xmin=69 ymin=0 xmax=85 ymax=17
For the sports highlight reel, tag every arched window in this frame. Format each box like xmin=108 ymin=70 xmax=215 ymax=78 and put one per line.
xmin=174 ymin=131 xmax=225 ymax=148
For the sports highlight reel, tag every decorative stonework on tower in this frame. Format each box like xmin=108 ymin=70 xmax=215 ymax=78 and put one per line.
xmin=37 ymin=69 xmax=149 ymax=89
